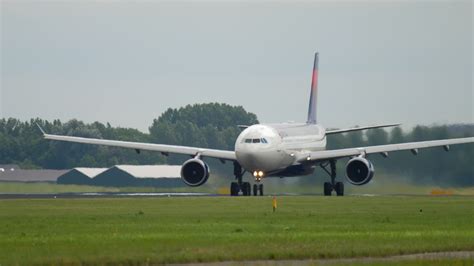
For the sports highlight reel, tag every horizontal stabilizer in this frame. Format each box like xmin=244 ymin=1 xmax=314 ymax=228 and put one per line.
xmin=36 ymin=123 xmax=46 ymax=135
xmin=326 ymin=123 xmax=401 ymax=135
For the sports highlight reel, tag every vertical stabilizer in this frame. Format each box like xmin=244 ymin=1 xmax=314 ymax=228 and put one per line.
xmin=306 ymin=52 xmax=319 ymax=124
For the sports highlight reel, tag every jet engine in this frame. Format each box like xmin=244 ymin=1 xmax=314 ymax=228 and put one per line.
xmin=180 ymin=158 xmax=210 ymax=187
xmin=345 ymin=157 xmax=374 ymax=185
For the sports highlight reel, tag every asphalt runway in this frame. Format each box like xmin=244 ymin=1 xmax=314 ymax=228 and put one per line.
xmin=0 ymin=192 xmax=214 ymax=199
xmin=0 ymin=193 xmax=390 ymax=199
xmin=172 ymin=251 xmax=474 ymax=266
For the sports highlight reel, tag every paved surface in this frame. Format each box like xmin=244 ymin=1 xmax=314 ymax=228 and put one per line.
xmin=171 ymin=251 xmax=474 ymax=265
xmin=0 ymin=192 xmax=214 ymax=199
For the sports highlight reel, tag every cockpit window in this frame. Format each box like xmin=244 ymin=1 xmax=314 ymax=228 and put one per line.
xmin=243 ymin=138 xmax=268 ymax=144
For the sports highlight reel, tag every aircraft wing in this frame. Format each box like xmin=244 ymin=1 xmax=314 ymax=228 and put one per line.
xmin=325 ymin=123 xmax=400 ymax=135
xmin=41 ymin=132 xmax=237 ymax=161
xmin=297 ymin=137 xmax=474 ymax=162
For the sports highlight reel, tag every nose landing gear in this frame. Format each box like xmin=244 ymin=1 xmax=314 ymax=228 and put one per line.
xmin=230 ymin=162 xmax=264 ymax=196
xmin=321 ymin=159 xmax=344 ymax=196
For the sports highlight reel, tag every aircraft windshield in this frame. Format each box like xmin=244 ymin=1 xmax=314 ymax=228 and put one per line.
xmin=243 ymin=138 xmax=268 ymax=144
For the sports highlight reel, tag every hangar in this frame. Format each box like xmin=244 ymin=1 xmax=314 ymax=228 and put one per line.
xmin=57 ymin=168 xmax=107 ymax=185
xmin=0 ymin=164 xmax=68 ymax=182
xmin=91 ymin=165 xmax=183 ymax=187
xmin=0 ymin=164 xmax=183 ymax=188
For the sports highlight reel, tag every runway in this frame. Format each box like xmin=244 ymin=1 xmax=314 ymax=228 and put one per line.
xmin=0 ymin=192 xmax=412 ymax=199
xmin=171 ymin=251 xmax=474 ymax=266
xmin=0 ymin=192 xmax=214 ymax=199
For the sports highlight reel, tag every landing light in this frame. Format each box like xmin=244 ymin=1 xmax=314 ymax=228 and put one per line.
xmin=253 ymin=171 xmax=258 ymax=177
xmin=258 ymin=171 xmax=264 ymax=177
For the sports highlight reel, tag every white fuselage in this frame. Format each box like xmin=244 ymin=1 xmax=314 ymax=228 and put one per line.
xmin=235 ymin=123 xmax=327 ymax=177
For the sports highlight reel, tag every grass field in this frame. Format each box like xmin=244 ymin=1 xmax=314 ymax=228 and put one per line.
xmin=0 ymin=182 xmax=212 ymax=194
xmin=0 ymin=196 xmax=473 ymax=265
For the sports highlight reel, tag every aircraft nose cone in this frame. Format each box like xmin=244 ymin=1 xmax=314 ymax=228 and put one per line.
xmin=236 ymin=150 xmax=278 ymax=172
xmin=236 ymin=151 xmax=257 ymax=169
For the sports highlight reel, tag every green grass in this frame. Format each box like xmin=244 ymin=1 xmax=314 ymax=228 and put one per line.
xmin=0 ymin=182 xmax=212 ymax=194
xmin=0 ymin=196 xmax=473 ymax=265
xmin=0 ymin=182 xmax=120 ymax=193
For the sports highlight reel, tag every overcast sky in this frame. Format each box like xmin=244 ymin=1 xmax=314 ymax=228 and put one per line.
xmin=1 ymin=0 xmax=473 ymax=132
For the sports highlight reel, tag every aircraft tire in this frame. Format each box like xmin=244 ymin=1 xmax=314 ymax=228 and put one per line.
xmin=258 ymin=184 xmax=264 ymax=196
xmin=230 ymin=182 xmax=239 ymax=196
xmin=245 ymin=182 xmax=251 ymax=196
xmin=240 ymin=183 xmax=247 ymax=196
xmin=323 ymin=182 xmax=332 ymax=196
xmin=253 ymin=184 xmax=258 ymax=196
xmin=241 ymin=182 xmax=251 ymax=196
xmin=335 ymin=182 xmax=344 ymax=196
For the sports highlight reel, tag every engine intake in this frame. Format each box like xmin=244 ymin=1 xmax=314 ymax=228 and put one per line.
xmin=181 ymin=158 xmax=210 ymax=187
xmin=345 ymin=157 xmax=374 ymax=185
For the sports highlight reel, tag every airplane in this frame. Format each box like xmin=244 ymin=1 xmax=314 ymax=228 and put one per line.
xmin=38 ymin=53 xmax=474 ymax=196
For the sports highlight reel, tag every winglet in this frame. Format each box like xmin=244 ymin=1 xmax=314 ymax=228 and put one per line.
xmin=307 ymin=52 xmax=319 ymax=124
xmin=36 ymin=123 xmax=46 ymax=135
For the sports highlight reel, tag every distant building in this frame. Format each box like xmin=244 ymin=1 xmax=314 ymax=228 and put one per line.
xmin=0 ymin=165 xmax=68 ymax=182
xmin=0 ymin=164 xmax=20 ymax=172
xmin=92 ymin=165 xmax=183 ymax=187
xmin=0 ymin=164 xmax=184 ymax=187
xmin=57 ymin=168 xmax=107 ymax=185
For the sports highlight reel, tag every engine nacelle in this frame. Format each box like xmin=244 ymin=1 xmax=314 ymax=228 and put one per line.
xmin=180 ymin=158 xmax=210 ymax=187
xmin=345 ymin=157 xmax=374 ymax=186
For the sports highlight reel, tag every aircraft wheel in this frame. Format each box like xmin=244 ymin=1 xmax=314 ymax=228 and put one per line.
xmin=245 ymin=182 xmax=251 ymax=196
xmin=335 ymin=182 xmax=344 ymax=196
xmin=323 ymin=182 xmax=332 ymax=196
xmin=258 ymin=184 xmax=264 ymax=196
xmin=241 ymin=182 xmax=251 ymax=196
xmin=230 ymin=182 xmax=239 ymax=196
xmin=253 ymin=184 xmax=258 ymax=196
xmin=240 ymin=183 xmax=247 ymax=196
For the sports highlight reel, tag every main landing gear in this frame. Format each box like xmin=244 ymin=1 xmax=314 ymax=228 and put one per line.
xmin=230 ymin=162 xmax=263 ymax=196
xmin=321 ymin=160 xmax=344 ymax=196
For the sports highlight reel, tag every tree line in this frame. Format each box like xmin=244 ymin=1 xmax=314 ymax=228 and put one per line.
xmin=0 ymin=103 xmax=258 ymax=171
xmin=0 ymin=103 xmax=472 ymax=186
